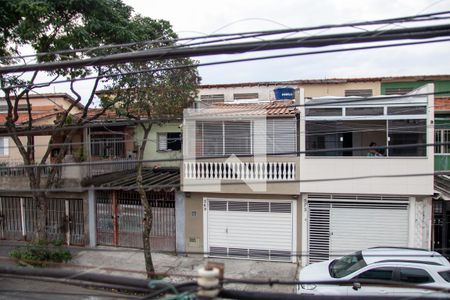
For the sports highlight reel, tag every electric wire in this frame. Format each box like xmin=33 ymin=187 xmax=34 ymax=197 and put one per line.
xmin=2 ymin=10 xmax=450 ymax=62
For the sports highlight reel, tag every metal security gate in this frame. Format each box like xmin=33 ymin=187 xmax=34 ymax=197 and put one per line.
xmin=0 ymin=196 xmax=85 ymax=245
xmin=95 ymin=190 xmax=176 ymax=251
xmin=307 ymin=195 xmax=409 ymax=263
xmin=205 ymin=198 xmax=295 ymax=262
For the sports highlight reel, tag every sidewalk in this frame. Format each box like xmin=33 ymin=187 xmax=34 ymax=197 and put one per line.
xmin=1 ymin=241 xmax=299 ymax=293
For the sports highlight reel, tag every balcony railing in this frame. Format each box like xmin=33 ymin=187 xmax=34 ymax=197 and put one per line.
xmin=87 ymin=158 xmax=137 ymax=177
xmin=184 ymin=161 xmax=296 ymax=181
xmin=0 ymin=161 xmax=54 ymax=177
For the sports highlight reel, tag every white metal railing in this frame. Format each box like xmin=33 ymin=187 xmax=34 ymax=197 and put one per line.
xmin=184 ymin=161 xmax=296 ymax=181
xmin=88 ymin=158 xmax=137 ymax=177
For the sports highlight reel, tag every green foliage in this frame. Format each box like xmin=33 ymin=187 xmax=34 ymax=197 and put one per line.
xmin=0 ymin=0 xmax=176 ymax=70
xmin=9 ymin=240 xmax=72 ymax=267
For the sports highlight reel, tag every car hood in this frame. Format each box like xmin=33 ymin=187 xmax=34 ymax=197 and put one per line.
xmin=299 ymin=260 xmax=335 ymax=282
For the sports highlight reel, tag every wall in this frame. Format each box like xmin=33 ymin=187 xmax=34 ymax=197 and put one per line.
xmin=0 ymin=135 xmax=52 ymax=164
xmin=198 ymin=81 xmax=381 ymax=102
xmin=135 ymin=122 xmax=182 ymax=168
xmin=381 ymin=80 xmax=450 ymax=96
xmin=184 ymin=192 xmax=302 ymax=255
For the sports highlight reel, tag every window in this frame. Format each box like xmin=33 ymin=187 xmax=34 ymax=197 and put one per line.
xmin=305 ymin=106 xmax=428 ymax=157
xmin=200 ymin=94 xmax=224 ymax=104
xmin=356 ymin=267 xmax=394 ymax=281
xmin=198 ymin=121 xmax=252 ymax=156
xmin=435 ymin=129 xmax=450 ymax=154
xmin=0 ymin=137 xmax=8 ymax=156
xmin=305 ymin=108 xmax=342 ymax=116
xmin=388 ymin=120 xmax=426 ymax=156
xmin=224 ymin=121 xmax=251 ymax=155
xmin=438 ymin=270 xmax=450 ymax=282
xmin=398 ymin=268 xmax=434 ymax=284
xmin=306 ymin=120 xmax=387 ymax=156
xmin=345 ymin=89 xmax=373 ymax=97
xmin=233 ymin=93 xmax=259 ymax=100
xmin=346 ymin=107 xmax=384 ymax=116
xmin=266 ymin=118 xmax=297 ymax=154
xmin=387 ymin=106 xmax=427 ymax=115
xmin=91 ymin=134 xmax=124 ymax=158
xmin=384 ymin=87 xmax=415 ymax=95
xmin=329 ymin=251 xmax=367 ymax=278
xmin=158 ymin=132 xmax=181 ymax=151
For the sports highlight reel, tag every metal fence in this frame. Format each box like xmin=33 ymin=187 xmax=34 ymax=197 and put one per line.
xmin=0 ymin=196 xmax=85 ymax=245
xmin=96 ymin=190 xmax=176 ymax=251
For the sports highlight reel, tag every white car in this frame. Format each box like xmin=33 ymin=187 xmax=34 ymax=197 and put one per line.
xmin=298 ymin=247 xmax=450 ymax=297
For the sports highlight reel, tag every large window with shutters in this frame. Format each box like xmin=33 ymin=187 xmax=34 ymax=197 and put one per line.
xmin=196 ymin=118 xmax=296 ymax=157
xmin=91 ymin=134 xmax=125 ymax=158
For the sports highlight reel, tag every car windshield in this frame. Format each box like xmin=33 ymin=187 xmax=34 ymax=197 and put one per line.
xmin=329 ymin=251 xmax=367 ymax=278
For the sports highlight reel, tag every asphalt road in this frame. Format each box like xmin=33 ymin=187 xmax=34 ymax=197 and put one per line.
xmin=0 ymin=276 xmax=142 ymax=300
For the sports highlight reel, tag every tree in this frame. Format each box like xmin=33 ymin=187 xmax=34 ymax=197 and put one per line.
xmin=0 ymin=0 xmax=178 ymax=241
xmin=103 ymin=59 xmax=200 ymax=276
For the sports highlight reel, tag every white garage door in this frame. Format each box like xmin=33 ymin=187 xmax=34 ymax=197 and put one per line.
xmin=308 ymin=200 xmax=409 ymax=263
xmin=205 ymin=198 xmax=295 ymax=262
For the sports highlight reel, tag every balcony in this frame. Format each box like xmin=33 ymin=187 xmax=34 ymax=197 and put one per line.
xmin=182 ymin=157 xmax=299 ymax=195
xmin=184 ymin=161 xmax=296 ymax=181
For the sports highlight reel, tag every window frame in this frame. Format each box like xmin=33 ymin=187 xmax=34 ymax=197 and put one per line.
xmin=305 ymin=103 xmax=428 ymax=158
xmin=157 ymin=132 xmax=182 ymax=152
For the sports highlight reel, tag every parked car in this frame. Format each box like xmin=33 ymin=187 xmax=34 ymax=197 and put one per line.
xmin=298 ymin=247 xmax=450 ymax=297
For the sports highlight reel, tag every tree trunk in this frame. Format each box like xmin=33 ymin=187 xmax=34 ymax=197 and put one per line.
xmin=34 ymin=191 xmax=47 ymax=241
xmin=136 ymin=124 xmax=154 ymax=278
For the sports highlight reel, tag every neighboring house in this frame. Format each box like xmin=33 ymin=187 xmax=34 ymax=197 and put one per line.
xmin=183 ymin=84 xmax=435 ymax=265
xmin=76 ymin=109 xmax=184 ymax=252
xmin=0 ymin=93 xmax=85 ymax=244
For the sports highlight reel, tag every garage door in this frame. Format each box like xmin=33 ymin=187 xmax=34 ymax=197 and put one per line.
xmin=308 ymin=198 xmax=409 ymax=263
xmin=205 ymin=198 xmax=295 ymax=262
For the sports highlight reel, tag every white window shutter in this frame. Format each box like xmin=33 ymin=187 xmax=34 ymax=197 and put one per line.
xmin=159 ymin=134 xmax=168 ymax=151
xmin=4 ymin=137 xmax=8 ymax=156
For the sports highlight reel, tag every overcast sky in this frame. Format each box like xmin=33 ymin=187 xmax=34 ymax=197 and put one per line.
xmin=122 ymin=0 xmax=450 ymax=84
xmin=19 ymin=0 xmax=450 ymax=102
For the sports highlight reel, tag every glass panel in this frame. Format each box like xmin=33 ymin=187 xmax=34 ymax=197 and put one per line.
xmin=346 ymin=107 xmax=384 ymax=116
xmin=399 ymin=268 xmax=434 ymax=284
xmin=357 ymin=268 xmax=394 ymax=281
xmin=224 ymin=121 xmax=252 ymax=155
xmin=388 ymin=120 xmax=426 ymax=156
xmin=305 ymin=108 xmax=342 ymax=116
xmin=202 ymin=122 xmax=223 ymax=156
xmin=166 ymin=133 xmax=181 ymax=151
xmin=387 ymin=106 xmax=427 ymax=115
xmin=306 ymin=120 xmax=387 ymax=157
xmin=438 ymin=270 xmax=450 ymax=283
xmin=436 ymin=130 xmax=442 ymax=154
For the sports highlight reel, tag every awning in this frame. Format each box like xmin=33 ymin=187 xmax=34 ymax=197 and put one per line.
xmin=82 ymin=167 xmax=180 ymax=192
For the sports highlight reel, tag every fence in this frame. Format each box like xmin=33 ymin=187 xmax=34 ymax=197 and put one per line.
xmin=96 ymin=190 xmax=176 ymax=251
xmin=0 ymin=196 xmax=84 ymax=245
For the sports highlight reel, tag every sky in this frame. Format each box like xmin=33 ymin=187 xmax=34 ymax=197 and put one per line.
xmin=8 ymin=0 xmax=450 ymax=102
xmin=122 ymin=0 xmax=450 ymax=84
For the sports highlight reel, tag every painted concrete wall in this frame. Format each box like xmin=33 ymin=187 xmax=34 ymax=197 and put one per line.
xmin=381 ymin=80 xmax=450 ymax=96
xmin=135 ymin=122 xmax=182 ymax=168
xmin=198 ymin=81 xmax=381 ymax=102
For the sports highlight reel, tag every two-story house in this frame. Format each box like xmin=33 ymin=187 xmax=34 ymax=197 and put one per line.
xmin=182 ymin=83 xmax=436 ymax=265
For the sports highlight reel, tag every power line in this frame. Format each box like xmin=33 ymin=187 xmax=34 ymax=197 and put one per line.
xmin=2 ymin=23 xmax=450 ymax=74
xmin=4 ymin=37 xmax=450 ymax=90
xmin=2 ymin=10 xmax=449 ymax=62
